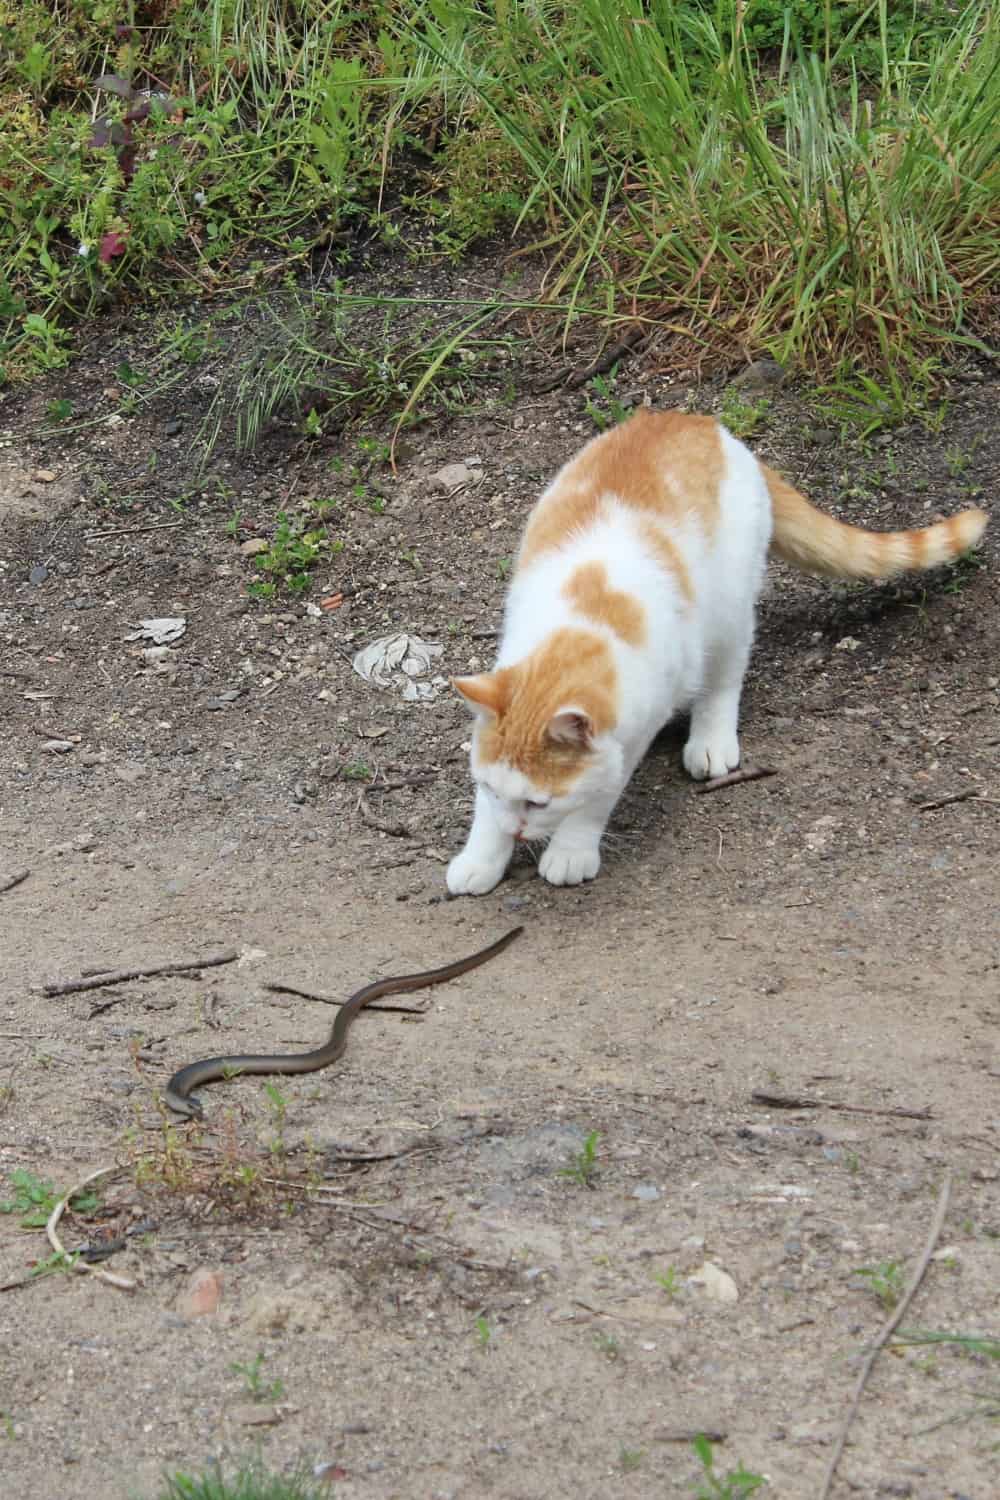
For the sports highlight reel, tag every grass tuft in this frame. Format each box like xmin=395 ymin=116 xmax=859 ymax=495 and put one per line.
xmin=1 ymin=1 xmax=997 ymax=405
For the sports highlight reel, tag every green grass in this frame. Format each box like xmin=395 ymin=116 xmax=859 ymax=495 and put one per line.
xmin=853 ymin=1258 xmax=905 ymax=1309
xmin=2 ymin=0 xmax=997 ymax=411
xmin=692 ymin=1434 xmax=766 ymax=1499
xmin=0 ymin=1167 xmax=100 ymax=1228
xmin=152 ymin=1464 xmax=328 ymax=1500
xmin=229 ymin=1352 xmax=285 ymax=1404
xmin=558 ymin=1129 xmax=600 ymax=1188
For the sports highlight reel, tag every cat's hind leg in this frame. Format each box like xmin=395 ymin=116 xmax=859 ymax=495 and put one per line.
xmin=447 ymin=787 xmax=516 ymax=896
xmin=682 ymin=616 xmax=753 ymax=781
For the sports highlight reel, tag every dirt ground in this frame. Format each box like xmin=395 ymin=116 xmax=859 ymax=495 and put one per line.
xmin=1 ymin=259 xmax=998 ymax=1500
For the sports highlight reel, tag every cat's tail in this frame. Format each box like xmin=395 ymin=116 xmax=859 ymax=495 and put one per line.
xmin=763 ymin=465 xmax=988 ymax=580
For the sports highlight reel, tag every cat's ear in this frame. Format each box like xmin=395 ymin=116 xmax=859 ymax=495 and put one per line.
xmin=547 ymin=708 xmax=594 ymax=749
xmin=453 ymin=673 xmax=505 ymax=717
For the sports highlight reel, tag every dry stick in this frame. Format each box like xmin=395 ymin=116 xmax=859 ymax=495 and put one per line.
xmin=45 ymin=1165 xmax=136 ymax=1292
xmin=357 ymin=791 xmax=410 ymax=839
xmin=42 ymin=949 xmax=238 ymax=997
xmin=818 ymin=1173 xmax=952 ymax=1500
xmin=751 ymin=1091 xmax=932 ymax=1121
xmin=0 ymin=869 xmax=30 ymax=895
xmin=694 ymin=764 xmax=777 ymax=796
xmin=88 ymin=994 xmax=129 ymax=1019
xmin=265 ymin=981 xmax=428 ymax=1015
xmin=85 ymin=519 xmax=186 ymax=540
xmin=917 ymin=789 xmax=982 ymax=812
xmin=531 ymin=323 xmax=646 ymax=393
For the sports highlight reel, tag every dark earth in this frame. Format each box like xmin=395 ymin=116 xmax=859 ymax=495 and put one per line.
xmin=1 ymin=246 xmax=998 ymax=1500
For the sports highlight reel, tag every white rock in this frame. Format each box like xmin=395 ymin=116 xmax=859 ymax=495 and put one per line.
xmin=688 ymin=1262 xmax=739 ymax=1302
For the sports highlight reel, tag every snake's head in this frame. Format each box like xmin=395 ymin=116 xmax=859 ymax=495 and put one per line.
xmin=165 ymin=1091 xmax=204 ymax=1121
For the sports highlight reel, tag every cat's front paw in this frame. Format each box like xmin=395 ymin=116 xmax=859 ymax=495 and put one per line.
xmin=446 ymin=849 xmax=509 ymax=897
xmin=539 ymin=842 xmax=601 ymax=887
xmin=682 ymin=732 xmax=741 ymax=781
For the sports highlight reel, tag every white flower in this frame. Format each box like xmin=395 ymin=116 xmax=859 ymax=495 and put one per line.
xmin=193 ymin=190 xmax=206 ymax=207
xmin=77 ymin=243 xmax=91 ymax=257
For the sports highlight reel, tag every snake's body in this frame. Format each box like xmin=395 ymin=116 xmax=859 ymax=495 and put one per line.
xmin=164 ymin=926 xmax=523 ymax=1119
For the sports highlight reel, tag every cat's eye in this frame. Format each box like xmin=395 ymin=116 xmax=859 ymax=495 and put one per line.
xmin=525 ymin=798 xmax=549 ymax=810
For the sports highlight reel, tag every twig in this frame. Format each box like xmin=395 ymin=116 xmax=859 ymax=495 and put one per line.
xmin=531 ymin=324 xmax=646 ymax=393
xmin=368 ymin=775 xmax=438 ymax=793
xmin=85 ymin=519 xmax=186 ymax=540
xmin=694 ymin=764 xmax=777 ymax=795
xmin=88 ymin=994 xmax=129 ymax=1019
xmin=1 ymin=1272 xmax=49 ymax=1293
xmin=357 ymin=792 xmax=411 ymax=838
xmin=45 ymin=1165 xmax=136 ymax=1292
xmin=654 ymin=1428 xmax=728 ymax=1445
xmin=42 ymin=949 xmax=238 ymax=997
xmin=265 ymin=981 xmax=428 ymax=1014
xmin=0 ymin=869 xmax=30 ymax=895
xmin=751 ymin=1091 xmax=931 ymax=1121
xmin=917 ymin=789 xmax=981 ymax=812
xmin=818 ymin=1173 xmax=952 ymax=1500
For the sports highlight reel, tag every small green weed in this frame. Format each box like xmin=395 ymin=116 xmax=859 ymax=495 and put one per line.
xmin=558 ymin=1130 xmax=600 ymax=1188
xmin=341 ymin=762 xmax=373 ymax=782
xmin=941 ymin=549 xmax=986 ymax=595
xmin=29 ymin=1247 xmax=80 ymax=1279
xmin=0 ymin=1168 xmax=99 ymax=1228
xmin=619 ymin=1445 xmax=643 ymax=1473
xmin=474 ymin=1314 xmax=494 ymax=1350
xmin=654 ymin=1266 xmax=680 ymax=1297
xmin=719 ymin=389 xmax=771 ymax=439
xmin=593 ymin=1330 xmax=621 ymax=1360
xmin=583 ymin=368 xmax=630 ymax=431
xmin=0 ymin=1410 xmax=15 ymax=1440
xmin=692 ymin=1434 xmax=766 ymax=1499
xmin=853 ymin=1260 xmax=905 ymax=1310
xmin=246 ymin=510 xmax=341 ymax=600
xmin=229 ymin=1352 xmax=285 ymax=1404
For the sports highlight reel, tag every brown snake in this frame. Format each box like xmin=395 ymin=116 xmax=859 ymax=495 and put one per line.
xmin=164 ymin=926 xmax=523 ymax=1119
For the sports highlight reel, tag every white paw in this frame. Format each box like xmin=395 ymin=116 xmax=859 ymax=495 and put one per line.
xmin=539 ymin=843 xmax=601 ymax=887
xmin=446 ymin=849 xmax=509 ymax=896
xmin=683 ymin=733 xmax=740 ymax=781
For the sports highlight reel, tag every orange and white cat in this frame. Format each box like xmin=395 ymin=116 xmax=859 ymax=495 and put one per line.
xmin=447 ymin=408 xmax=987 ymax=895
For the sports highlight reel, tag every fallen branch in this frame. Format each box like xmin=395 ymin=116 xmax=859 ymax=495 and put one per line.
xmin=85 ymin=519 xmax=185 ymax=540
xmin=917 ymin=789 xmax=982 ymax=812
xmin=531 ymin=324 xmax=646 ymax=393
xmin=0 ymin=869 xmax=30 ymax=895
xmin=46 ymin=1165 xmax=136 ymax=1292
xmin=357 ymin=792 xmax=411 ymax=838
xmin=818 ymin=1173 xmax=952 ymax=1500
xmin=42 ymin=949 xmax=238 ymax=997
xmin=694 ymin=764 xmax=777 ymax=795
xmin=265 ymin=981 xmax=428 ymax=1014
xmin=88 ymin=994 xmax=129 ymax=1019
xmin=751 ymin=1090 xmax=931 ymax=1121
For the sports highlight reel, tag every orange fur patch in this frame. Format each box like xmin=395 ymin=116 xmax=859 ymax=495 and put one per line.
xmin=563 ymin=561 xmax=646 ymax=645
xmin=519 ymin=409 xmax=722 ymax=579
xmin=765 ymin=465 xmax=988 ymax=580
xmin=637 ymin=518 xmax=694 ymax=605
xmin=475 ymin=628 xmax=617 ymax=794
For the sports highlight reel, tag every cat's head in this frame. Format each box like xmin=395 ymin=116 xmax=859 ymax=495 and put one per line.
xmin=453 ymin=629 xmax=622 ymax=841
